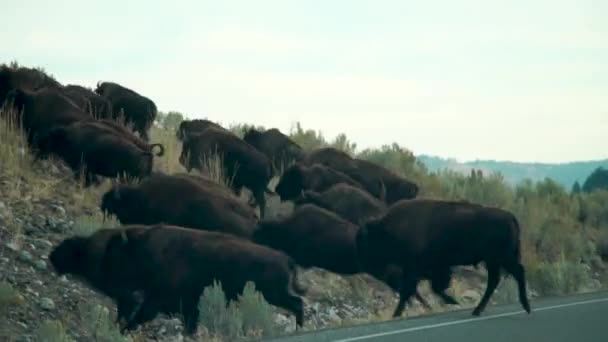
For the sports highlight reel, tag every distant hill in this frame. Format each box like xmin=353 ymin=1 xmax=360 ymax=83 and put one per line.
xmin=416 ymin=155 xmax=608 ymax=190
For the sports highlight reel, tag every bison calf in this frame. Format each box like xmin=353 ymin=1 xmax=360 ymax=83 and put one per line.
xmin=100 ymin=173 xmax=258 ymax=238
xmin=355 ymin=199 xmax=532 ymax=318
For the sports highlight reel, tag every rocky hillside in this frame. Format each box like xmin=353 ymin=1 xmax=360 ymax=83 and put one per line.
xmin=0 ymin=108 xmax=546 ymax=342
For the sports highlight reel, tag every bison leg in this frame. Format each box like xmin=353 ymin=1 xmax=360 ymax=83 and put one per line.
xmin=429 ymin=269 xmax=459 ymax=306
xmin=503 ymin=261 xmax=531 ymax=314
xmin=252 ymin=188 xmax=267 ymax=218
xmin=181 ymin=302 xmax=201 ymax=336
xmin=472 ymin=263 xmax=501 ymax=316
xmin=393 ymin=275 xmax=419 ymax=318
xmin=121 ymin=297 xmax=161 ymax=333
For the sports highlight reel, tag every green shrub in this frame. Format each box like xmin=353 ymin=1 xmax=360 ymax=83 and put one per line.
xmin=78 ymin=303 xmax=131 ymax=342
xmin=33 ymin=320 xmax=73 ymax=342
xmin=528 ymin=253 xmax=592 ymax=297
xmin=238 ymin=282 xmax=277 ymax=338
xmin=199 ymin=280 xmax=243 ymax=340
xmin=198 ymin=280 xmax=279 ymax=340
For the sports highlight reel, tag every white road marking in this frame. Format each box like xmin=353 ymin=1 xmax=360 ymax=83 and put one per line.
xmin=333 ymin=296 xmax=608 ymax=342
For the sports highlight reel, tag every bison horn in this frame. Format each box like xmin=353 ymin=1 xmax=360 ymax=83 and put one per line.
xmin=96 ymin=81 xmax=101 ymax=88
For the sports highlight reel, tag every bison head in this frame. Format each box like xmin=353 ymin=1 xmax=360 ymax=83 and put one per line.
xmin=386 ymin=180 xmax=419 ymax=204
xmin=100 ymin=185 xmax=143 ymax=223
xmin=242 ymin=128 xmax=263 ymax=145
xmin=275 ymin=164 xmax=305 ymax=201
xmin=49 ymin=236 xmax=88 ymax=276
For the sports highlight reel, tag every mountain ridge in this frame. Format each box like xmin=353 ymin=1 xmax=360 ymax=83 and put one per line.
xmin=416 ymin=154 xmax=608 ymax=189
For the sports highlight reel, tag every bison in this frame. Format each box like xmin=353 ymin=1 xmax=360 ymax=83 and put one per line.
xmin=242 ymin=127 xmax=305 ymax=173
xmin=36 ymin=120 xmax=156 ymax=185
xmin=0 ymin=64 xmax=61 ymax=104
xmin=100 ymin=173 xmax=258 ymax=239
xmin=301 ymin=147 xmax=387 ymax=201
xmin=353 ymin=158 xmax=419 ymax=204
xmin=62 ymin=84 xmax=113 ymax=119
xmin=94 ymin=81 xmax=157 ymax=141
xmin=176 ymin=118 xmax=226 ymax=141
xmin=275 ymin=162 xmax=371 ymax=202
xmin=179 ymin=127 xmax=274 ymax=218
xmin=293 ymin=183 xmax=387 ymax=225
xmin=50 ymin=224 xmax=306 ymax=335
xmin=354 ymin=199 xmax=532 ymax=318
xmin=252 ymin=204 xmax=430 ymax=308
xmin=3 ymin=87 xmax=92 ymax=150
xmin=96 ymin=119 xmax=164 ymax=157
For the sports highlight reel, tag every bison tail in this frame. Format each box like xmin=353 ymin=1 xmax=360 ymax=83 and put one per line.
xmin=288 ymin=258 xmax=308 ymax=297
xmin=150 ymin=143 xmax=165 ymax=157
xmin=511 ymin=215 xmax=523 ymax=262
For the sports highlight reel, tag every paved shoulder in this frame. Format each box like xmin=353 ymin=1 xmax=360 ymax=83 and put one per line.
xmin=264 ymin=290 xmax=608 ymax=342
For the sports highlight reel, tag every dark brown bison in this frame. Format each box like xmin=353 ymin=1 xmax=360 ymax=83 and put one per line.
xmin=0 ymin=64 xmax=61 ymax=103
xmin=179 ymin=127 xmax=274 ymax=218
xmin=62 ymin=84 xmax=113 ymax=119
xmin=252 ymin=204 xmax=430 ymax=308
xmin=353 ymin=158 xmax=419 ymax=204
xmin=301 ymin=148 xmax=387 ymax=201
xmin=242 ymin=127 xmax=305 ymax=172
xmin=100 ymin=173 xmax=258 ymax=238
xmin=176 ymin=118 xmax=225 ymax=141
xmin=3 ymin=87 xmax=92 ymax=149
xmin=49 ymin=224 xmax=306 ymax=335
xmin=274 ymin=162 xmax=371 ymax=202
xmin=355 ymin=199 xmax=532 ymax=318
xmin=94 ymin=81 xmax=157 ymax=141
xmin=96 ymin=119 xmax=164 ymax=157
xmin=293 ymin=183 xmax=387 ymax=225
xmin=37 ymin=120 xmax=156 ymax=185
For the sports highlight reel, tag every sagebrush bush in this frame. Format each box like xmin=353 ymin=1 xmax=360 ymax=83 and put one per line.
xmin=199 ymin=280 xmax=243 ymax=340
xmin=0 ymin=282 xmax=22 ymax=310
xmin=238 ymin=282 xmax=277 ymax=338
xmin=198 ymin=281 xmax=279 ymax=340
xmin=33 ymin=320 xmax=73 ymax=342
xmin=527 ymin=253 xmax=593 ymax=296
xmin=77 ymin=302 xmax=131 ymax=342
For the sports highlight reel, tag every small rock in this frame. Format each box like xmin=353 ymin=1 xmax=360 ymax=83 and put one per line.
xmin=17 ymin=322 xmax=28 ymax=329
xmin=37 ymin=239 xmax=53 ymax=249
xmin=19 ymin=251 xmax=33 ymax=263
xmin=34 ymin=260 xmax=47 ymax=271
xmin=5 ymin=241 xmax=19 ymax=252
xmin=34 ymin=280 xmax=44 ymax=286
xmin=462 ymin=289 xmax=481 ymax=302
xmin=40 ymin=297 xmax=55 ymax=310
xmin=50 ymin=204 xmax=66 ymax=216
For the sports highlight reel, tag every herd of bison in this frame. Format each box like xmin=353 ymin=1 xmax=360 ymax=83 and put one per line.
xmin=0 ymin=65 xmax=531 ymax=336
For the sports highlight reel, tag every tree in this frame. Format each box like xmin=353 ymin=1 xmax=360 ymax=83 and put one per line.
xmin=571 ymin=181 xmax=582 ymax=194
xmin=582 ymin=167 xmax=608 ymax=193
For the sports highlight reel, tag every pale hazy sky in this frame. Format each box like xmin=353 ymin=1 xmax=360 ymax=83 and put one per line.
xmin=2 ymin=0 xmax=607 ymax=163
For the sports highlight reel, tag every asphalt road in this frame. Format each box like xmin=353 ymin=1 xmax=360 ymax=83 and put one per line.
xmin=264 ymin=290 xmax=608 ymax=342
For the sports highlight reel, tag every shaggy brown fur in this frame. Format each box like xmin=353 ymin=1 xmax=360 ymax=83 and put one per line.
xmin=100 ymin=173 xmax=258 ymax=239
xmin=243 ymin=127 xmax=305 ymax=172
xmin=293 ymin=183 xmax=387 ymax=225
xmin=179 ymin=127 xmax=274 ymax=218
xmin=100 ymin=225 xmax=306 ymax=334
xmin=355 ymin=199 xmax=532 ymax=318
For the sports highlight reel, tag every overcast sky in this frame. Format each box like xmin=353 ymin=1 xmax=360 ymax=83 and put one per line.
xmin=2 ymin=0 xmax=607 ymax=163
